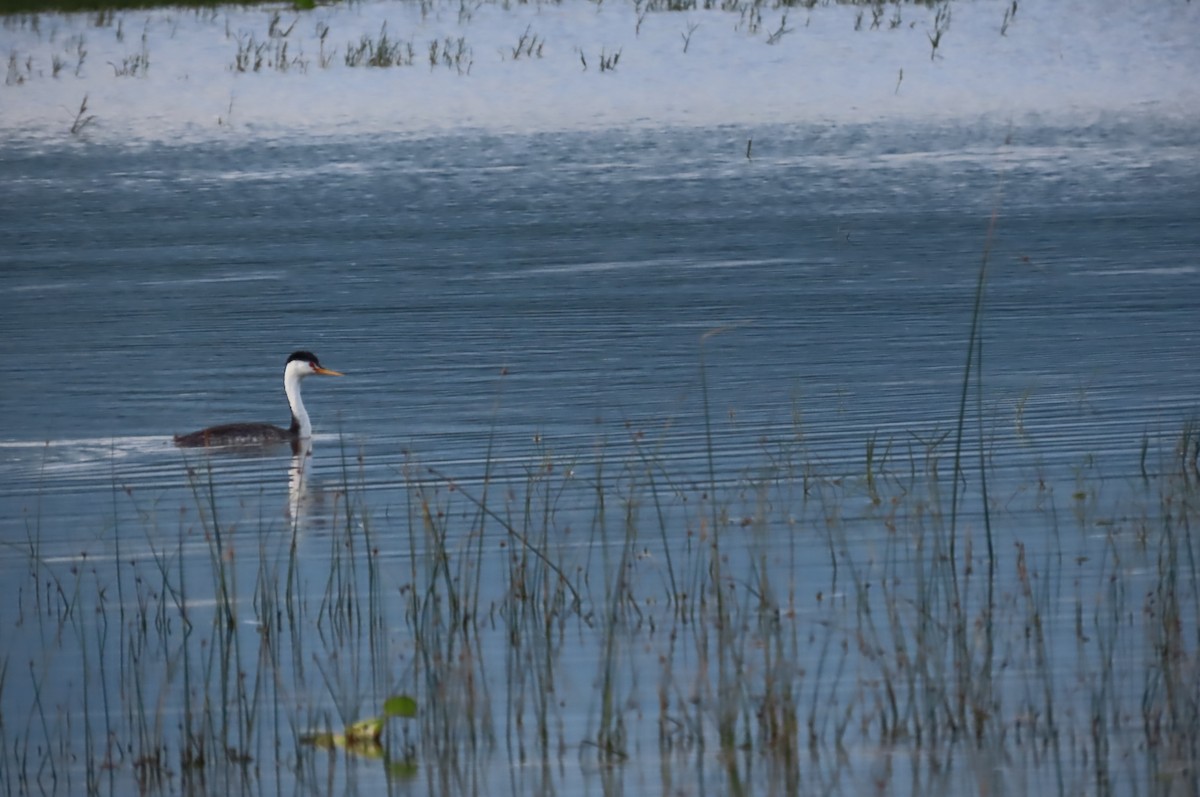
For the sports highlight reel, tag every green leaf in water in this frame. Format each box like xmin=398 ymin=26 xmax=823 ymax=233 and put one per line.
xmin=299 ymin=695 xmax=416 ymax=759
xmin=383 ymin=694 xmax=418 ymax=718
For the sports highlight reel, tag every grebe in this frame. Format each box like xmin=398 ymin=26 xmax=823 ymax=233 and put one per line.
xmin=174 ymin=351 xmax=343 ymax=448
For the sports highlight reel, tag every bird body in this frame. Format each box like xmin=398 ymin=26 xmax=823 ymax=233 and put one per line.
xmin=174 ymin=351 xmax=342 ymax=449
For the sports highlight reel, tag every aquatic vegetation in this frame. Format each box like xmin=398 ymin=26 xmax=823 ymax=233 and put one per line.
xmin=106 ymin=18 xmax=149 ymax=76
xmin=1 ymin=379 xmax=1196 ymax=795
xmin=344 ymin=22 xmax=414 ymax=68
xmin=299 ymin=694 xmax=418 ymax=759
xmin=68 ymin=91 xmax=94 ymax=134
xmin=1000 ymin=0 xmax=1017 ymax=36
xmin=597 ymin=46 xmax=620 ymax=72
xmin=508 ymin=24 xmax=543 ymax=61
xmin=428 ymin=35 xmax=472 ymax=74
xmin=230 ymin=10 xmax=308 ymax=73
xmin=0 ymin=0 xmax=972 ymax=91
xmin=926 ymin=0 xmax=950 ymax=59
xmin=4 ymin=49 xmax=32 ymax=84
xmin=680 ymin=20 xmax=699 ymax=52
xmin=764 ymin=12 xmax=793 ymax=44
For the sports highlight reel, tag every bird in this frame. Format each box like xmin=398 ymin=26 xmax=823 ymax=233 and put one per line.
xmin=173 ymin=351 xmax=343 ymax=449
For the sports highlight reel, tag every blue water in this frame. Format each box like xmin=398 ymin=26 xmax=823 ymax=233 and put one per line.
xmin=5 ymin=122 xmax=1198 ymax=443
xmin=1 ymin=116 xmax=1198 ymax=796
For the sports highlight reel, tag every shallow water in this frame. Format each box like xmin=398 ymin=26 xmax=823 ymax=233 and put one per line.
xmin=2 ymin=113 xmax=1199 ymax=795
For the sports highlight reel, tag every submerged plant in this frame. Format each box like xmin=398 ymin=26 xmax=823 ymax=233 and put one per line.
xmin=765 ymin=12 xmax=792 ymax=44
xmin=300 ymin=694 xmax=417 ymax=758
xmin=428 ymin=35 xmax=472 ymax=74
xmin=5 ymin=50 xmax=33 ymax=85
xmin=316 ymin=20 xmax=334 ymax=68
xmin=598 ymin=47 xmax=621 ymax=72
xmin=69 ymin=93 xmax=95 ymax=135
xmin=927 ymin=0 xmax=951 ymax=60
xmin=680 ymin=21 xmax=699 ymax=53
xmin=345 ymin=22 xmax=414 ymax=68
xmin=509 ymin=25 xmax=543 ymax=60
xmin=1001 ymin=0 xmax=1018 ymax=36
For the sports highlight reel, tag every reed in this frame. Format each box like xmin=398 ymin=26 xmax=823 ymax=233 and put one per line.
xmin=508 ymin=25 xmax=543 ymax=61
xmin=344 ymin=22 xmax=414 ymax=68
xmin=1 ymin=387 xmax=1196 ymax=795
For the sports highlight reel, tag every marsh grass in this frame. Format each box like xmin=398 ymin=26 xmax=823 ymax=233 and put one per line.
xmin=230 ymin=10 xmax=307 ymax=73
xmin=0 ymin=0 xmax=943 ymax=14
xmin=428 ymin=35 xmax=471 ymax=74
xmin=596 ymin=47 xmax=620 ymax=72
xmin=926 ymin=0 xmax=950 ymax=59
xmin=344 ymin=22 xmax=414 ymax=68
xmin=2 ymin=416 xmax=1197 ymax=794
xmin=0 ymin=0 xmax=225 ymax=10
xmin=5 ymin=49 xmax=32 ymax=84
xmin=105 ymin=19 xmax=148 ymax=75
xmin=68 ymin=92 xmax=95 ymax=134
xmin=765 ymin=12 xmax=792 ymax=44
xmin=2 ymin=0 xmax=981 ymax=95
xmin=232 ymin=31 xmax=303 ymax=73
xmin=508 ymin=25 xmax=543 ymax=60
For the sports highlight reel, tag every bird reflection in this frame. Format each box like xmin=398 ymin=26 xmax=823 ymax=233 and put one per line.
xmin=287 ymin=436 xmax=315 ymax=523
xmin=284 ymin=437 xmax=347 ymax=533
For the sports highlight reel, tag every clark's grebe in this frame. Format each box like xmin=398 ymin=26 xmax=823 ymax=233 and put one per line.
xmin=173 ymin=351 xmax=343 ymax=448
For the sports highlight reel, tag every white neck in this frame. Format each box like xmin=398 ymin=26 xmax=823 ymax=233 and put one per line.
xmin=284 ymin=362 xmax=312 ymax=438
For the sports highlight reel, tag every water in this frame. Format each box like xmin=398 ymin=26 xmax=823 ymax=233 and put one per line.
xmin=5 ymin=121 xmax=1197 ymax=484
xmin=2 ymin=116 xmax=1199 ymax=795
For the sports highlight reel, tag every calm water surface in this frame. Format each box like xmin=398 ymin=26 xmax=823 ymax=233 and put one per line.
xmin=1 ymin=117 xmax=1198 ymax=795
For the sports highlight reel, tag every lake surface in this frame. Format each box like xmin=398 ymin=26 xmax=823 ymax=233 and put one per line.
xmin=2 ymin=112 xmax=1199 ymax=795
xmin=5 ymin=116 xmax=1199 ymax=476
